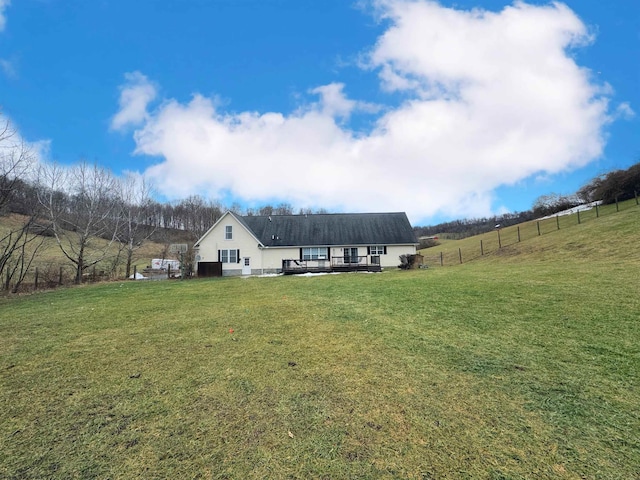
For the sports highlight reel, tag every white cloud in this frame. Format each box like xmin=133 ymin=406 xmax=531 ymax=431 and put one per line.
xmin=110 ymin=71 xmax=157 ymax=131
xmin=123 ymin=1 xmax=614 ymax=223
xmin=0 ymin=112 xmax=49 ymax=182
xmin=309 ymin=83 xmax=381 ymax=120
xmin=0 ymin=0 xmax=9 ymax=32
xmin=615 ymin=102 xmax=635 ymax=120
xmin=0 ymin=58 xmax=16 ymax=78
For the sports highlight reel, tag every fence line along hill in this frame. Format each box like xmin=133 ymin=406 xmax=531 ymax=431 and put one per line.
xmin=419 ymin=198 xmax=639 ymax=267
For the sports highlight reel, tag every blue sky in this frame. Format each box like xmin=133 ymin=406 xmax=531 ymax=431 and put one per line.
xmin=1 ymin=0 xmax=638 ymax=225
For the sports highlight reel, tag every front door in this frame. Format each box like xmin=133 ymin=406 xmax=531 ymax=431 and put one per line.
xmin=242 ymin=257 xmax=251 ymax=275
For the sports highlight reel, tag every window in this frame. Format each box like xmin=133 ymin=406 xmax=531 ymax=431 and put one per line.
xmin=219 ymin=249 xmax=238 ymax=263
xmin=370 ymin=245 xmax=385 ymax=255
xmin=302 ymin=247 xmax=328 ymax=260
xmin=225 ymin=225 xmax=233 ymax=240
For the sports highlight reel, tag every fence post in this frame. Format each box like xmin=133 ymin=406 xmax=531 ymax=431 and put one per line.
xmin=458 ymin=248 xmax=462 ymax=264
xmin=497 ymin=229 xmax=502 ymax=248
xmin=133 ymin=265 xmax=137 ymax=280
xmin=635 ymin=190 xmax=639 ymax=205
xmin=440 ymin=252 xmax=443 ymax=267
xmin=596 ymin=204 xmax=599 ymax=218
xmin=615 ymin=196 xmax=619 ymax=212
xmin=480 ymin=239 xmax=484 ymax=256
xmin=537 ymin=221 xmax=541 ymax=236
xmin=517 ymin=226 xmax=521 ymax=242
xmin=168 ymin=265 xmax=171 ymax=278
xmin=34 ymin=267 xmax=39 ymax=291
xmin=556 ymin=215 xmax=560 ymax=230
xmin=577 ymin=210 xmax=581 ymax=224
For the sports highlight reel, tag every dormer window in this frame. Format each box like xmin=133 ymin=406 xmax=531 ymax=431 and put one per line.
xmin=225 ymin=225 xmax=233 ymax=240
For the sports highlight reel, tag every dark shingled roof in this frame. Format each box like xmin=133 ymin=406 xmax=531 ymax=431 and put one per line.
xmin=239 ymin=212 xmax=417 ymax=247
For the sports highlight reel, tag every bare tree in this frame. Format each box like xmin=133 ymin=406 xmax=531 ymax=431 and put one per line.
xmin=258 ymin=204 xmax=274 ymax=216
xmin=38 ymin=161 xmax=120 ymax=284
xmin=115 ymin=173 xmax=156 ymax=278
xmin=1 ymin=222 xmax=47 ymax=292
xmin=0 ymin=120 xmax=35 ymax=212
xmin=207 ymin=199 xmax=224 ymax=226
xmin=0 ymin=117 xmax=46 ymax=292
xmin=229 ymin=202 xmax=244 ymax=215
xmin=174 ymin=195 xmax=208 ymax=237
xmin=274 ymin=202 xmax=293 ymax=215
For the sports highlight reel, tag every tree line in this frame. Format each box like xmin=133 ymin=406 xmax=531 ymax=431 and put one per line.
xmin=577 ymin=163 xmax=640 ymax=205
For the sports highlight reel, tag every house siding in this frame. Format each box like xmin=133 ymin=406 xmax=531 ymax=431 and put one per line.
xmin=195 ymin=214 xmax=263 ymax=276
xmin=328 ymin=245 xmax=415 ymax=268
xmin=194 ymin=212 xmax=418 ymax=276
xmin=254 ymin=244 xmax=415 ymax=271
xmin=261 ymin=247 xmax=298 ymax=273
xmin=379 ymin=245 xmax=416 ymax=267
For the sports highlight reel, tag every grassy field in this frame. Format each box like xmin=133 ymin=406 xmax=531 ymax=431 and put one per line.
xmin=1 ymin=205 xmax=639 ymax=478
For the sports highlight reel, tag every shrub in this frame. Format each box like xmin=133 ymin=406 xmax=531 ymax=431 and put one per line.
xmin=418 ymin=238 xmax=440 ymax=249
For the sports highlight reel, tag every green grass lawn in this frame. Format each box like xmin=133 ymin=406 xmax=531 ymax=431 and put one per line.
xmin=1 ymin=206 xmax=639 ymax=479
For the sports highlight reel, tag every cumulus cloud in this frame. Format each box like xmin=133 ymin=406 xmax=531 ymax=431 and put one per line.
xmin=0 ymin=0 xmax=9 ymax=32
xmin=110 ymin=71 xmax=157 ymax=131
xmin=118 ymin=1 xmax=615 ymax=223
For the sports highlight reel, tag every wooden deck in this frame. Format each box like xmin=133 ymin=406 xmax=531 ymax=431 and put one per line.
xmin=282 ymin=257 xmax=382 ymax=275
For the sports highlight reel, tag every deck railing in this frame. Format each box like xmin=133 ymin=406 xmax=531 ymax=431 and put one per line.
xmin=282 ymin=256 xmax=380 ymax=274
xmin=331 ymin=255 xmax=369 ymax=267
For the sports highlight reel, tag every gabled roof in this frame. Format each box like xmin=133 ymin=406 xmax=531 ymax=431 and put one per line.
xmin=241 ymin=212 xmax=417 ymax=247
xmin=194 ymin=211 xmax=263 ymax=247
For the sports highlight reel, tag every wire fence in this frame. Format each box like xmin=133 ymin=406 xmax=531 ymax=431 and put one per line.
xmin=1 ymin=264 xmax=98 ymax=295
xmin=419 ymin=198 xmax=639 ymax=267
xmin=1 ymin=264 xmax=136 ymax=294
xmin=1 ymin=263 xmax=189 ymax=295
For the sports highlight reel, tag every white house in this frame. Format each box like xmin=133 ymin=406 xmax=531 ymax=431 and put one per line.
xmin=193 ymin=211 xmax=418 ymax=276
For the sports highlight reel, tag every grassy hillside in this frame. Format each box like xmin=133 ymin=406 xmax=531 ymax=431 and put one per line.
xmin=419 ymin=199 xmax=639 ymax=267
xmin=1 ymin=204 xmax=638 ymax=478
xmin=0 ymin=214 xmax=176 ymax=284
